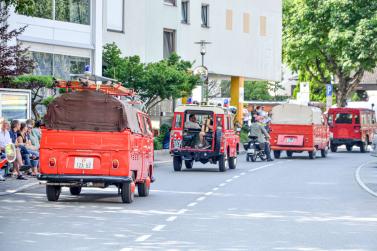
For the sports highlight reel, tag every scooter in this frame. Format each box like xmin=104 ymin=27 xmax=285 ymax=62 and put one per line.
xmin=244 ymin=136 xmax=267 ymax=162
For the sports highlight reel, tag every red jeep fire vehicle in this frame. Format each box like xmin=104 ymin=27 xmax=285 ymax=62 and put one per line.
xmin=270 ymin=104 xmax=330 ymax=159
xmin=38 ymin=76 xmax=154 ymax=203
xmin=328 ymin=108 xmax=376 ymax=152
xmin=170 ymin=104 xmax=240 ymax=172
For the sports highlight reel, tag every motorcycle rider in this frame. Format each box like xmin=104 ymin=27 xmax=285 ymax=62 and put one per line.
xmin=249 ymin=116 xmax=273 ymax=162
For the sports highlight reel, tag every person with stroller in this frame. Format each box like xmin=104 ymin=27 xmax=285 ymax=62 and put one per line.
xmin=249 ymin=116 xmax=273 ymax=162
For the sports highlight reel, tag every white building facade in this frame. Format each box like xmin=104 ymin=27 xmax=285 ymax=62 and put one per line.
xmin=7 ymin=0 xmax=282 ymax=121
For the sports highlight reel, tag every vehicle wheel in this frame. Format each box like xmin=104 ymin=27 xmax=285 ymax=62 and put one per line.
xmin=273 ymin=150 xmax=281 ymax=159
xmin=246 ymin=155 xmax=250 ymax=162
xmin=286 ymin=151 xmax=293 ymax=158
xmin=360 ymin=142 xmax=366 ymax=153
xmin=121 ymin=182 xmax=134 ymax=203
xmin=173 ymin=156 xmax=182 ymax=171
xmin=346 ymin=145 xmax=353 ymax=152
xmin=218 ymin=154 xmax=227 ymax=172
xmin=69 ymin=187 xmax=81 ymax=196
xmin=308 ymin=150 xmax=317 ymax=159
xmin=330 ymin=144 xmax=338 ymax=153
xmin=321 ymin=148 xmax=328 ymax=158
xmin=184 ymin=160 xmax=193 ymax=169
xmin=259 ymin=154 xmax=267 ymax=161
xmin=251 ymin=154 xmax=257 ymax=162
xmin=46 ymin=185 xmax=61 ymax=202
xmin=137 ymin=178 xmax=150 ymax=197
xmin=229 ymin=155 xmax=237 ymax=169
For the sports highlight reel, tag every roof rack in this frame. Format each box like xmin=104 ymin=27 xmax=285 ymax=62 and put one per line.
xmin=55 ymin=74 xmax=135 ymax=97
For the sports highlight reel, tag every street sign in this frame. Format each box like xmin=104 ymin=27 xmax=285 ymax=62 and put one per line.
xmin=326 ymin=84 xmax=333 ymax=97
xmin=193 ymin=66 xmax=208 ymax=82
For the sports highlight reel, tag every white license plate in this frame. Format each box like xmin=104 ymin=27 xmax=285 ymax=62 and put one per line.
xmin=74 ymin=157 xmax=94 ymax=169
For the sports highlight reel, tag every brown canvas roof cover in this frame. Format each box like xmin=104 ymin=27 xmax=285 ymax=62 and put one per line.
xmin=45 ymin=90 xmax=142 ymax=133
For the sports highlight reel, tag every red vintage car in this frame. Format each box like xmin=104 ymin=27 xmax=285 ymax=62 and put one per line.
xmin=38 ymin=76 xmax=154 ymax=203
xmin=270 ymin=104 xmax=330 ymax=159
xmin=328 ymin=108 xmax=376 ymax=152
xmin=170 ymin=104 xmax=240 ymax=172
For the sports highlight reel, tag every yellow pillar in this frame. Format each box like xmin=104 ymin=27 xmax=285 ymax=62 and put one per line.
xmin=230 ymin=76 xmax=244 ymax=124
xmin=181 ymin=97 xmax=188 ymax=105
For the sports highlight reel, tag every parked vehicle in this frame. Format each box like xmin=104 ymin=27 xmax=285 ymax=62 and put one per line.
xmin=38 ymin=76 xmax=154 ymax=203
xmin=328 ymin=108 xmax=376 ymax=153
xmin=244 ymin=136 xmax=268 ymax=162
xmin=270 ymin=104 xmax=330 ymax=159
xmin=170 ymin=104 xmax=240 ymax=172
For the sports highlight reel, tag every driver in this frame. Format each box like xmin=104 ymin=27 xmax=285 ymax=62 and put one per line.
xmin=185 ymin=114 xmax=201 ymax=129
xmin=249 ymin=116 xmax=273 ymax=162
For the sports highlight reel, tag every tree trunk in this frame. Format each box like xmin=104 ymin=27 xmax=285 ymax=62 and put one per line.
xmin=31 ymin=103 xmax=40 ymax=121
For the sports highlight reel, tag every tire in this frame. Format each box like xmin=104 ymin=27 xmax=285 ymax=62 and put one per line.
xmin=308 ymin=150 xmax=317 ymax=159
xmin=228 ymin=155 xmax=237 ymax=169
xmin=121 ymin=182 xmax=134 ymax=203
xmin=360 ymin=142 xmax=366 ymax=153
xmin=286 ymin=151 xmax=293 ymax=158
xmin=173 ymin=156 xmax=182 ymax=171
xmin=46 ymin=185 xmax=61 ymax=202
xmin=251 ymin=154 xmax=257 ymax=162
xmin=137 ymin=179 xmax=150 ymax=197
xmin=184 ymin=160 xmax=193 ymax=169
xmin=346 ymin=145 xmax=353 ymax=152
xmin=273 ymin=150 xmax=281 ymax=159
xmin=246 ymin=155 xmax=250 ymax=162
xmin=218 ymin=154 xmax=227 ymax=172
xmin=330 ymin=144 xmax=338 ymax=153
xmin=69 ymin=187 xmax=81 ymax=196
xmin=321 ymin=148 xmax=328 ymax=158
xmin=259 ymin=154 xmax=267 ymax=161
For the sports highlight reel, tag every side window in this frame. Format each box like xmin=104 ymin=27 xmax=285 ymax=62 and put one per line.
xmin=328 ymin=114 xmax=333 ymax=125
xmin=174 ymin=114 xmax=182 ymax=129
xmin=354 ymin=114 xmax=360 ymax=124
xmin=144 ymin=116 xmax=153 ymax=136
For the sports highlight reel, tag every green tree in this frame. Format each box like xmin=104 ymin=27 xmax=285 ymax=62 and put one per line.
xmin=244 ymin=81 xmax=272 ymax=101
xmin=283 ymin=0 xmax=377 ymax=107
xmin=103 ymin=43 xmax=199 ymax=113
xmin=1 ymin=0 xmax=36 ymax=15
xmin=10 ymin=75 xmax=55 ymax=119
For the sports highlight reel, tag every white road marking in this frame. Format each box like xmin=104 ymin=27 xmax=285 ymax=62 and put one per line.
xmin=205 ymin=192 xmax=213 ymax=196
xmin=135 ymin=234 xmax=151 ymax=242
xmin=212 ymin=187 xmax=219 ymax=191
xmin=226 ymin=179 xmax=233 ymax=183
xmin=197 ymin=196 xmax=206 ymax=201
xmin=152 ymin=225 xmax=166 ymax=232
xmin=166 ymin=216 xmax=177 ymax=222
xmin=355 ymin=162 xmax=377 ymax=197
xmin=233 ymin=175 xmax=240 ymax=179
xmin=177 ymin=209 xmax=188 ymax=214
xmin=187 ymin=202 xmax=197 ymax=207
xmin=219 ymin=183 xmax=226 ymax=187
xmin=240 ymin=172 xmax=246 ymax=175
xmin=119 ymin=248 xmax=133 ymax=251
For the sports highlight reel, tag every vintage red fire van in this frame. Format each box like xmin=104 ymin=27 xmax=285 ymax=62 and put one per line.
xmin=328 ymin=108 xmax=376 ymax=152
xmin=38 ymin=76 xmax=154 ymax=203
xmin=170 ymin=104 xmax=240 ymax=172
xmin=270 ymin=104 xmax=330 ymax=159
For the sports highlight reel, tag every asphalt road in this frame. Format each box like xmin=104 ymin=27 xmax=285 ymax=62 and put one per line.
xmin=1 ymin=149 xmax=377 ymax=251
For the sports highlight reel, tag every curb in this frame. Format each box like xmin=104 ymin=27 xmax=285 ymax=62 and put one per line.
xmin=0 ymin=181 xmax=40 ymax=196
xmin=355 ymin=161 xmax=377 ymax=198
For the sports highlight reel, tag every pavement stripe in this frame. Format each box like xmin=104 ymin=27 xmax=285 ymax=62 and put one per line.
xmin=212 ymin=187 xmax=219 ymax=191
xmin=152 ymin=225 xmax=166 ymax=232
xmin=0 ymin=182 xmax=39 ymax=196
xmin=187 ymin=202 xmax=197 ymax=207
xmin=135 ymin=234 xmax=152 ymax=242
xmin=355 ymin=162 xmax=377 ymax=197
xmin=197 ymin=196 xmax=206 ymax=201
xmin=166 ymin=216 xmax=177 ymax=222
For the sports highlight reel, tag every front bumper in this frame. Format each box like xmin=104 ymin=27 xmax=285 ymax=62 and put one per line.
xmin=37 ymin=174 xmax=132 ymax=185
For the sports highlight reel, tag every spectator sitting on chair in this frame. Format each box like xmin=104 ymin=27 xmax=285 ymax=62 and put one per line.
xmin=0 ymin=118 xmax=12 ymax=181
xmin=9 ymin=120 xmax=28 ymax=180
xmin=17 ymin=123 xmax=39 ymax=176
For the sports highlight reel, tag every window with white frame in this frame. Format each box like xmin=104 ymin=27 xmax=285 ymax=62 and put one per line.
xmin=201 ymin=4 xmax=209 ymax=27
xmin=181 ymin=1 xmax=189 ymax=24
xmin=164 ymin=0 xmax=176 ymax=6
xmin=107 ymin=0 xmax=124 ymax=32
xmin=163 ymin=29 xmax=176 ymax=59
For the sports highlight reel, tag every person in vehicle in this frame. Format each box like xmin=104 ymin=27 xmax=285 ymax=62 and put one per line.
xmin=249 ymin=116 xmax=273 ymax=161
xmin=199 ymin=117 xmax=214 ymax=148
xmin=185 ymin=114 xmax=201 ymax=129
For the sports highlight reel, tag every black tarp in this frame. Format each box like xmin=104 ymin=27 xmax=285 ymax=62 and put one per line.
xmin=45 ymin=90 xmax=142 ymax=133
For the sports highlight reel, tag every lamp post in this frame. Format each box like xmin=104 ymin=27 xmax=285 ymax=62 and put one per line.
xmin=195 ymin=40 xmax=211 ymax=102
